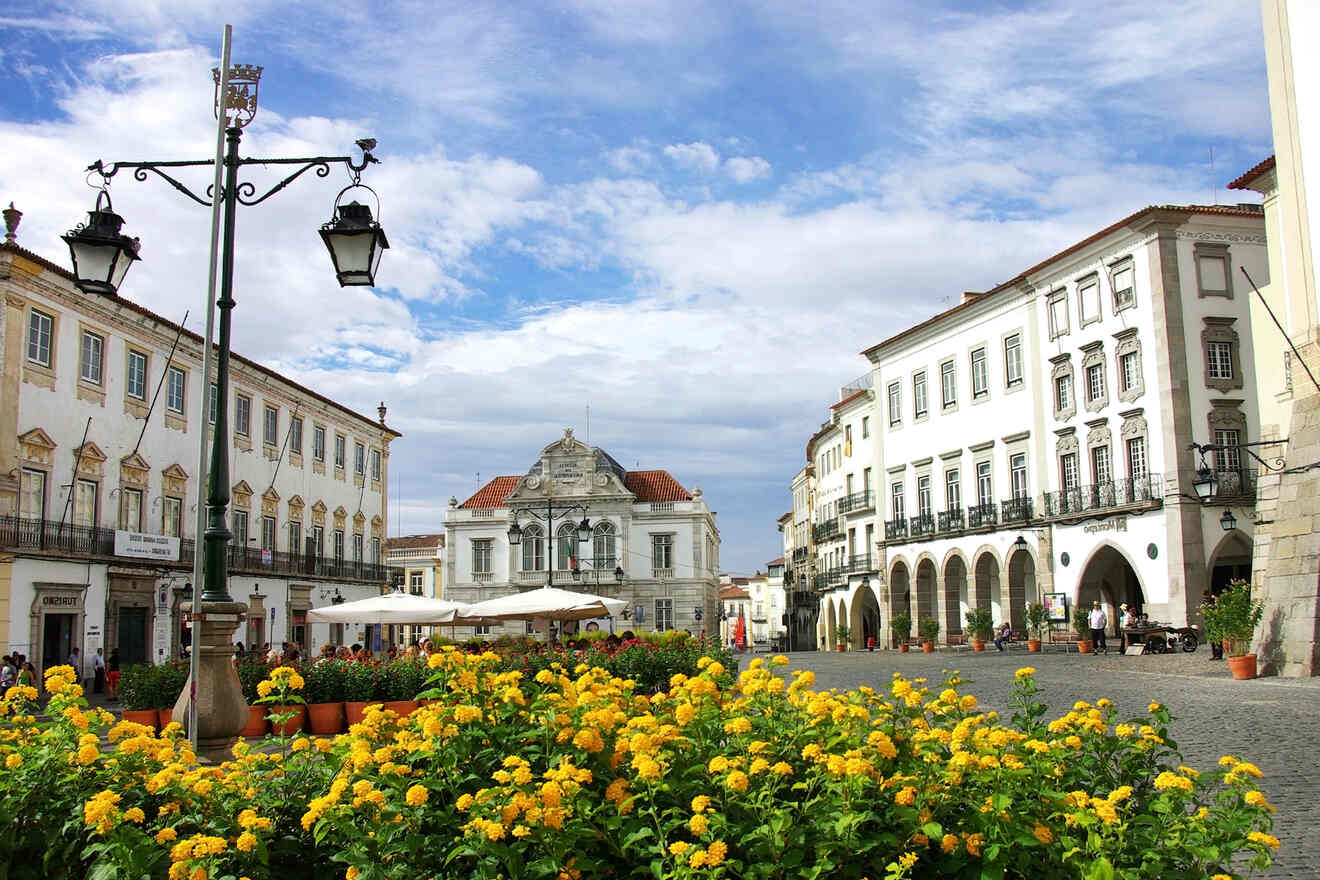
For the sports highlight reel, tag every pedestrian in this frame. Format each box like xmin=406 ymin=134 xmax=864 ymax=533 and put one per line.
xmin=69 ymin=646 xmax=82 ymax=684
xmin=92 ymin=647 xmax=106 ymax=694
xmin=1119 ymin=604 xmax=1138 ymax=653
xmin=994 ymin=621 xmax=1011 ymax=652
xmin=0 ymin=655 xmax=16 ymax=690
xmin=1088 ymin=600 xmax=1108 ymax=654
xmin=17 ymin=661 xmax=36 ymax=688
xmin=1202 ymin=590 xmax=1223 ymax=660
xmin=107 ymin=649 xmax=121 ymax=700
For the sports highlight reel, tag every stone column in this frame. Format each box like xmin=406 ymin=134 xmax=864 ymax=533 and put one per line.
xmin=172 ymin=601 xmax=249 ymax=762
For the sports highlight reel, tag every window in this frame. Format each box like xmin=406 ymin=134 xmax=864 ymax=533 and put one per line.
xmin=1195 ymin=243 xmax=1232 ymax=298
xmin=1055 ymin=373 xmax=1073 ymax=413
xmin=861 ymin=416 xmax=869 ymax=438
xmin=371 ymin=536 xmax=380 ymax=564
xmin=862 ymin=467 xmax=872 ymax=494
xmin=232 ymin=510 xmax=249 ymax=548
xmin=945 ymin=469 xmax=961 ymax=510
xmin=371 ymin=449 xmax=382 ymax=481
xmin=163 ymin=496 xmax=182 ymax=538
xmin=1110 ymin=258 xmax=1135 ymax=310
xmin=235 ymin=393 xmax=250 ymax=436
xmin=1214 ymin=429 xmax=1242 ymax=472
xmin=941 ymin=360 xmax=956 ymax=408
xmin=354 ymin=442 xmax=366 ymax=475
xmin=333 ymin=528 xmax=345 ymax=561
xmin=1091 ymin=445 xmax=1112 ymax=485
xmin=1119 ymin=351 xmax=1140 ymax=393
xmin=27 ymin=309 xmax=53 ymax=367
xmin=1126 ymin=437 xmax=1147 ymax=478
xmin=208 ymin=383 xmax=217 ymax=424
xmin=652 ymin=534 xmax=674 ymax=572
xmin=121 ymin=487 xmax=142 ymax=531
xmin=521 ymin=524 xmax=545 ymax=572
xmin=80 ymin=330 xmax=104 ymax=384
xmin=556 ymin=523 xmax=578 ymax=570
xmin=1207 ymin=342 xmax=1233 ymax=380
xmin=593 ymin=522 xmax=616 ymax=566
xmin=288 ymin=521 xmax=302 ymax=555
xmin=1060 ymin=453 xmax=1079 ymax=491
xmin=408 ymin=570 xmax=423 ymax=595
xmin=1086 ymin=363 xmax=1105 ymax=403
xmin=74 ymin=479 xmax=98 ymax=527
xmin=916 ymin=475 xmax=932 ymax=517
xmin=1004 ymin=334 xmax=1023 ymax=387
xmin=913 ymin=371 xmax=928 ymax=418
xmin=970 ymin=347 xmax=989 ymax=398
xmin=654 ymin=598 xmax=675 ymax=632
xmin=311 ymin=525 xmax=324 ymax=558
xmin=263 ymin=405 xmax=278 ymax=446
xmin=1047 ymin=294 xmax=1069 ymax=338
xmin=255 ymin=515 xmax=273 ymax=552
xmin=890 ymin=482 xmax=905 ymax=520
xmin=166 ymin=367 xmax=186 ymax=414
xmin=19 ymin=469 xmax=46 ymax=520
xmin=887 ymin=382 xmax=901 ymax=425
xmin=334 ymin=434 xmax=346 ymax=469
xmin=1010 ymin=453 xmax=1028 ymax=499
xmin=313 ymin=426 xmax=326 ymax=461
xmin=976 ymin=461 xmax=993 ymax=504
xmin=844 ymin=425 xmax=852 ymax=457
xmin=352 ymin=533 xmax=364 ymax=563
xmin=290 ymin=416 xmax=303 ymax=455
xmin=126 ymin=350 xmax=147 ymax=399
xmin=1077 ymin=274 xmax=1101 ymax=325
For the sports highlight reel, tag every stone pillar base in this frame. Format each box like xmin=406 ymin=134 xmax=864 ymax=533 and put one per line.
xmin=172 ymin=600 xmax=249 ymax=762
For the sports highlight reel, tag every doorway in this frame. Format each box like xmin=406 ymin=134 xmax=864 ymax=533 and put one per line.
xmin=42 ymin=614 xmax=75 ymax=675
xmin=118 ymin=607 xmax=148 ymax=665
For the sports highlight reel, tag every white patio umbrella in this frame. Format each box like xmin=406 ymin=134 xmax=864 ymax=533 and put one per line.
xmin=464 ymin=586 xmax=627 ymax=622
xmin=306 ymin=591 xmax=485 ymax=626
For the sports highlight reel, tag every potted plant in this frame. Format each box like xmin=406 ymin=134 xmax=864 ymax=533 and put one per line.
xmin=156 ymin=660 xmax=189 ymax=730
xmin=965 ymin=608 xmax=993 ymax=652
xmin=343 ymin=659 xmax=382 ymax=726
xmin=1202 ymin=579 xmax=1265 ymax=680
xmin=118 ymin=664 xmax=161 ymax=729
xmin=1073 ymin=606 xmax=1094 ymax=654
xmin=236 ymin=658 xmax=271 ymax=737
xmin=918 ymin=617 xmax=940 ymax=652
xmin=383 ymin=657 xmax=424 ymax=716
xmin=834 ymin=623 xmax=851 ymax=653
xmin=1025 ymin=602 xmax=1048 ymax=653
xmin=890 ymin=612 xmax=912 ymax=652
xmin=304 ymin=659 xmax=346 ymax=734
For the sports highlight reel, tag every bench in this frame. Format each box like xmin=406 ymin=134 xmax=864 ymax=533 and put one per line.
xmin=944 ymin=634 xmax=968 ymax=648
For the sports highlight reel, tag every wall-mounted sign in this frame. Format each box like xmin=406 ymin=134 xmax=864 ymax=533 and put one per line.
xmin=41 ymin=594 xmax=82 ymax=608
xmin=1060 ymin=552 xmax=1071 ymax=567
xmin=114 ymin=530 xmax=180 ymax=561
xmin=1042 ymin=593 xmax=1068 ymax=622
xmin=1082 ymin=517 xmax=1127 ymax=535
xmin=1147 ymin=543 xmax=1158 ymax=559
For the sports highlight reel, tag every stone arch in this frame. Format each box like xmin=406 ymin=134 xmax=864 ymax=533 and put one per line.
xmin=1075 ymin=541 xmax=1145 ymax=634
xmin=914 ymin=555 xmax=938 ymax=631
xmin=1207 ymin=529 xmax=1252 ymax=596
xmin=942 ymin=553 xmax=969 ymax=636
xmin=972 ymin=547 xmax=1002 ymax=624
xmin=824 ymin=599 xmax=837 ymax=649
xmin=850 ymin=581 xmax=882 ymax=649
xmin=1006 ymin=543 xmax=1039 ymax=631
xmin=888 ymin=559 xmax=911 ymax=645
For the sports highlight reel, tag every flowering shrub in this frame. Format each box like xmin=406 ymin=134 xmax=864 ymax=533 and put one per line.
xmin=0 ymin=657 xmax=1280 ymax=879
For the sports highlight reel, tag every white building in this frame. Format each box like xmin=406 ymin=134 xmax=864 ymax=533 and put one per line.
xmin=807 ymin=204 xmax=1267 ymax=648
xmin=444 ymin=429 xmax=720 ymax=637
xmin=746 ymin=558 xmax=787 ymax=649
xmin=383 ymin=533 xmax=444 ymax=647
xmin=0 ymin=222 xmax=400 ymax=671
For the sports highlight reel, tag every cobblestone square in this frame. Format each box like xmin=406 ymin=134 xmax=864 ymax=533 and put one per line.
xmin=777 ymin=648 xmax=1319 ymax=878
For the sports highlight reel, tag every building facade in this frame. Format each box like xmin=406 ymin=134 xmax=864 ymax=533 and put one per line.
xmin=444 ymin=429 xmax=720 ymax=637
xmin=383 ymin=533 xmax=445 ymax=647
xmin=793 ymin=204 xmax=1268 ymax=648
xmin=0 ymin=226 xmax=400 ymax=672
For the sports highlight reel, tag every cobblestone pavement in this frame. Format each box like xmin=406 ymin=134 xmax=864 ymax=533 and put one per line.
xmin=767 ymin=647 xmax=1319 ymax=877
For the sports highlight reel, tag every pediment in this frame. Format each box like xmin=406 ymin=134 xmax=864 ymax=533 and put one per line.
xmin=75 ymin=442 xmax=107 ymax=463
xmin=262 ymin=486 xmax=281 ymax=502
xmin=353 ymin=510 xmax=366 ymax=525
xmin=120 ymin=452 xmax=150 ymax=473
xmin=231 ymin=480 xmax=254 ymax=497
xmin=288 ymin=494 xmax=305 ymax=509
xmin=18 ymin=428 xmax=56 ymax=450
xmin=311 ymin=500 xmax=328 ymax=513
xmin=162 ymin=463 xmax=189 ymax=481
xmin=370 ymin=515 xmax=383 ymax=527
xmin=333 ymin=505 xmax=347 ymax=518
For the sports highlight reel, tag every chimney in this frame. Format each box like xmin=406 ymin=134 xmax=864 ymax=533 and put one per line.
xmin=3 ymin=203 xmax=20 ymax=242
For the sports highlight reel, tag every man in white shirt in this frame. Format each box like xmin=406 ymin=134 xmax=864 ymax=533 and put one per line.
xmin=91 ymin=647 xmax=106 ymax=694
xmin=1088 ymin=601 xmax=1108 ymax=654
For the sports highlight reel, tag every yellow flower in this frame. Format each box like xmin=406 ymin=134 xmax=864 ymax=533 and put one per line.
xmin=1244 ymin=790 xmax=1276 ymax=813
xmin=123 ymin=807 xmax=145 ymax=824
xmin=1148 ymin=701 xmax=1161 ymax=713
xmin=236 ymin=832 xmax=257 ymax=852
xmin=691 ymin=795 xmax=711 ymax=814
xmin=668 ymin=841 xmax=689 ymax=856
xmin=1154 ymin=771 xmax=1194 ymax=792
xmin=5 ymin=753 xmax=22 ymax=769
xmin=1015 ymin=667 xmax=1036 ymax=679
xmin=1247 ymin=831 xmax=1280 ymax=850
xmin=689 ymin=813 xmax=709 ymax=836
xmin=770 ymin=655 xmax=789 ymax=666
xmin=725 ymin=770 xmax=749 ymax=792
xmin=76 ymin=744 xmax=99 ymax=764
xmin=256 ymin=681 xmax=274 ymax=699
xmin=940 ymin=834 xmax=958 ymax=853
xmin=1212 ymin=875 xmax=1232 ymax=880
xmin=346 ymin=869 xmax=360 ymax=880
xmin=706 ymin=840 xmax=728 ymax=866
xmin=1032 ymin=824 xmax=1053 ymax=844
xmin=155 ymin=827 xmax=178 ymax=844
xmin=689 ymin=849 xmax=708 ymax=868
xmin=406 ymin=785 xmax=429 ymax=807
xmin=894 ymin=786 xmax=916 ymax=806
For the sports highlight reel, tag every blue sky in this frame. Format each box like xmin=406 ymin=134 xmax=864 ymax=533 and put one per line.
xmin=0 ymin=0 xmax=1273 ymax=573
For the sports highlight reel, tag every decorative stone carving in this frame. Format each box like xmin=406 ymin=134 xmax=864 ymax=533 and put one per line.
xmin=18 ymin=428 xmax=56 ymax=466
xmin=1120 ymin=412 xmax=1147 ymax=439
xmin=261 ymin=487 xmax=280 ymax=516
xmin=74 ymin=442 xmax=106 ymax=478
xmin=231 ymin=480 xmax=253 ymax=509
xmin=310 ymin=500 xmax=327 ymax=526
xmin=119 ymin=452 xmax=150 ymax=489
xmin=162 ymin=464 xmax=189 ymax=496
xmin=333 ymin=505 xmax=347 ymax=529
xmin=1056 ymin=433 xmax=1079 ymax=456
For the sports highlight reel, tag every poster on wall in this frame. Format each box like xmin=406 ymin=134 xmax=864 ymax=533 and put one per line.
xmin=1043 ymin=593 xmax=1068 ymax=621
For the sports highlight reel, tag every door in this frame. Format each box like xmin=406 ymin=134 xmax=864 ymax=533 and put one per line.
xmin=42 ymin=614 xmax=74 ymax=675
xmin=118 ymin=607 xmax=148 ymax=665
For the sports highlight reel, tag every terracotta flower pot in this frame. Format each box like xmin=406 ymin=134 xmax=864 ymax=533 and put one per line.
xmin=307 ymin=702 xmax=345 ymax=735
xmin=121 ymin=709 xmax=158 ymax=730
xmin=270 ymin=704 xmax=306 ymax=736
xmin=158 ymin=709 xmax=175 ymax=730
xmin=384 ymin=700 xmax=419 ymax=717
xmin=239 ymin=705 xmax=267 ymax=738
xmin=1227 ymin=653 xmax=1258 ymax=680
xmin=835 ymin=644 xmax=846 ymax=653
xmin=344 ymin=700 xmax=382 ymax=727
xmin=898 ymin=643 xmax=909 ymax=653
xmin=1027 ymin=639 xmax=1042 ymax=653
xmin=1077 ymin=640 xmax=1094 ymax=654
xmin=971 ymin=640 xmax=986 ymax=652
xmin=921 ymin=641 xmax=934 ymax=653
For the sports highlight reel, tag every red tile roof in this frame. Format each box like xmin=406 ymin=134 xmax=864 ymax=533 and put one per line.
xmin=459 ymin=476 xmax=520 ymax=509
xmin=830 ymin=389 xmax=867 ymax=410
xmin=624 ymin=470 xmax=692 ymax=502
xmin=861 ymin=204 xmax=1266 ymax=359
xmin=384 ymin=534 xmax=445 ymax=550
xmin=719 ymin=585 xmax=750 ymax=601
xmin=767 ymin=556 xmax=784 ymax=564
xmin=1228 ymin=156 xmax=1275 ymax=190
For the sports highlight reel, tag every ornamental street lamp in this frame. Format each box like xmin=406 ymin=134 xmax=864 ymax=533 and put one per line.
xmin=64 ymin=49 xmax=389 ymax=759
xmin=507 ymin=496 xmax=594 ymax=589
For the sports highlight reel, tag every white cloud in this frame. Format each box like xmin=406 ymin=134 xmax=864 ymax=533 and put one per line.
xmin=724 ymin=156 xmax=771 ymax=183
xmin=604 ymin=145 xmax=653 ymax=173
xmin=663 ymin=141 xmax=720 ymax=172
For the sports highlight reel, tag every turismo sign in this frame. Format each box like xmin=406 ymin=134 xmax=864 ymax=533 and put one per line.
xmin=114 ymin=530 xmax=181 ymax=561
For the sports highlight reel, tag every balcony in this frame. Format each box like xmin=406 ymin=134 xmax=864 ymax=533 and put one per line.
xmin=1208 ymin=469 xmax=1257 ymax=500
xmin=938 ymin=507 xmax=964 ymax=532
xmin=844 ymin=553 xmax=874 ymax=573
xmin=812 ymin=519 xmax=842 ymax=542
xmin=792 ymin=546 xmax=809 ymax=563
xmin=1000 ymin=497 xmax=1034 ymax=523
xmin=908 ymin=514 xmax=935 ymax=537
xmin=837 ymin=490 xmax=875 ymax=515
xmin=967 ymin=502 xmax=997 ymax=528
xmin=884 ymin=518 xmax=907 ymax=540
xmin=1043 ymin=475 xmax=1163 ymax=518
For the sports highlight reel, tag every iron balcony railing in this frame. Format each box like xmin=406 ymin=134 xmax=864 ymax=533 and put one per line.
xmin=1000 ymin=497 xmax=1034 ymax=523
xmin=812 ymin=519 xmax=842 ymax=542
xmin=967 ymin=502 xmax=997 ymax=528
xmin=812 ymin=568 xmax=845 ymax=590
xmin=909 ymin=514 xmax=936 ymax=537
xmin=938 ymin=507 xmax=964 ymax=532
xmin=884 ymin=518 xmax=907 ymax=540
xmin=844 ymin=554 xmax=874 ymax=573
xmin=1043 ymin=474 xmax=1163 ymax=518
xmin=837 ymin=490 xmax=875 ymax=515
xmin=1210 ymin=469 xmax=1257 ymax=499
xmin=792 ymin=546 xmax=809 ymax=563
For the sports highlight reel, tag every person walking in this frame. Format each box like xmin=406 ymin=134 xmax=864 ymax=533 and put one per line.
xmin=92 ymin=647 xmax=106 ymax=694
xmin=68 ymin=646 xmax=83 ymax=688
xmin=107 ymin=649 xmax=121 ymax=700
xmin=1088 ymin=601 xmax=1108 ymax=654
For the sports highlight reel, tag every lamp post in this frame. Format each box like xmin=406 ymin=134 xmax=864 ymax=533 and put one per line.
xmin=506 ymin=494 xmax=593 ymax=590
xmin=63 ymin=56 xmax=389 ymax=759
